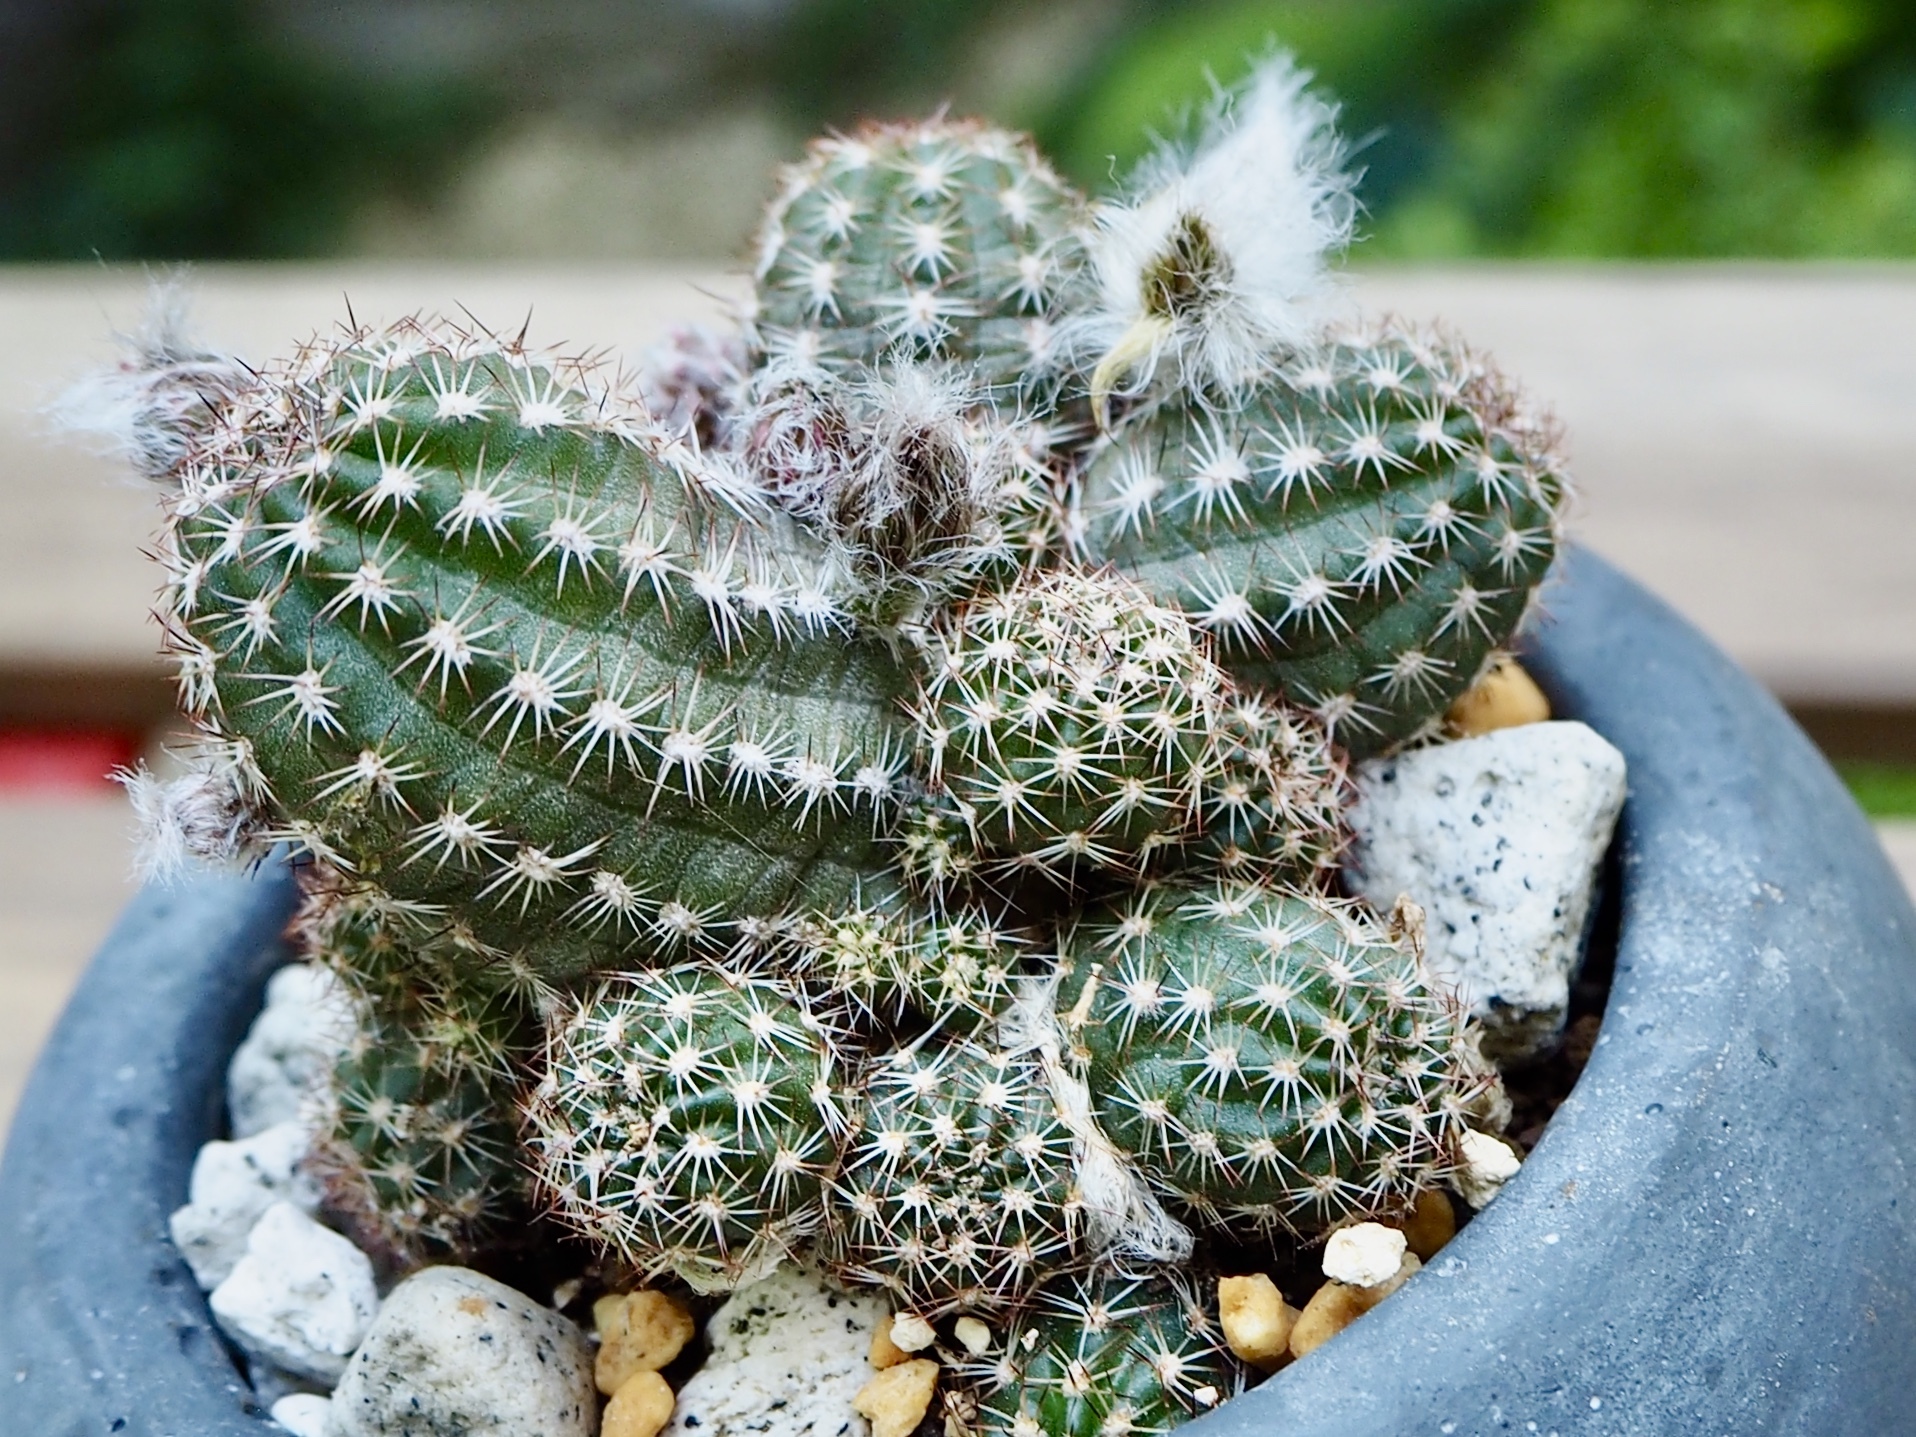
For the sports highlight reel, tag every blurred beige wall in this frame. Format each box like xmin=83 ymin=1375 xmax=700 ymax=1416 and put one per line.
xmin=9 ymin=262 xmax=1914 ymax=699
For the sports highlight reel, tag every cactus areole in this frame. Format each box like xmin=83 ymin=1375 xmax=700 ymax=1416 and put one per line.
xmin=17 ymin=50 xmax=1905 ymax=1437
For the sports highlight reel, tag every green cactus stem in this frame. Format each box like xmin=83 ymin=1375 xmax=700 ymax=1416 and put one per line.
xmin=1077 ymin=320 xmax=1567 ymax=757
xmin=523 ymin=963 xmax=847 ymax=1292
xmin=966 ymin=1268 xmax=1244 ymax=1437
xmin=820 ymin=1038 xmax=1083 ymax=1318
xmin=911 ymin=568 xmax=1225 ymax=884
xmin=304 ymin=896 xmax=538 ymax=1267
xmin=1057 ymin=878 xmax=1482 ymax=1235
xmin=153 ymin=315 xmax=915 ymax=977
xmin=748 ymin=118 xmax=1090 ymax=400
xmin=1180 ymin=692 xmax=1348 ymax=888
xmin=788 ymin=901 xmax=1026 ymax=1036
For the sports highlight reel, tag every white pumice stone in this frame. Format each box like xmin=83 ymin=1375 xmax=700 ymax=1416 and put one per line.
xmin=209 ymin=1201 xmax=378 ymax=1385
xmin=326 ymin=1266 xmax=595 ymax=1437
xmin=664 ymin=1268 xmax=887 ymax=1437
xmin=888 ymin=1312 xmax=937 ymax=1352
xmin=952 ymin=1316 xmax=992 ymax=1355
xmin=170 ymin=1119 xmax=321 ymax=1290
xmin=228 ymin=964 xmax=355 ymax=1138
xmin=271 ymin=1392 xmax=333 ymax=1437
xmin=1347 ymin=721 xmax=1627 ymax=1063
xmin=1322 ymin=1223 xmax=1408 ymax=1288
xmin=1456 ymin=1129 xmax=1524 ymax=1210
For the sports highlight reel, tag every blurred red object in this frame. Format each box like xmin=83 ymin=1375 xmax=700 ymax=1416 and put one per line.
xmin=0 ymin=730 xmax=143 ymax=793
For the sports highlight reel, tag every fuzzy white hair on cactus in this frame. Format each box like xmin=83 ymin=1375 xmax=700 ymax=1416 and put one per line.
xmin=741 ymin=359 xmax=1016 ymax=605
xmin=118 ymin=751 xmax=266 ymax=880
xmin=1076 ymin=54 xmax=1358 ymax=423
xmin=637 ymin=323 xmax=747 ymax=447
xmin=50 ymin=277 xmax=254 ymax=484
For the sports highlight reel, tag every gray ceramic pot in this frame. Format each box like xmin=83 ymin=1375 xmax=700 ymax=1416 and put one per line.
xmin=3 ymin=550 xmax=1913 ymax=1436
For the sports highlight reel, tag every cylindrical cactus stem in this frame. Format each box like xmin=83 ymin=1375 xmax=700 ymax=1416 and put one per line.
xmin=748 ymin=118 xmax=1091 ymax=402
xmin=147 ymin=314 xmax=916 ymax=977
xmin=820 ymin=1037 xmax=1085 ymax=1319
xmin=1057 ymin=878 xmax=1485 ymax=1236
xmin=1076 ymin=319 xmax=1568 ymax=757
xmin=305 ymin=897 xmax=540 ymax=1268
xmin=523 ymin=963 xmax=849 ymax=1293
xmin=963 ymin=1267 xmax=1245 ymax=1437
xmin=911 ymin=568 xmax=1224 ymax=886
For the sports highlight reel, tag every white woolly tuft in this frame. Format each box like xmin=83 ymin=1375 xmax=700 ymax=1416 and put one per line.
xmin=117 ymin=752 xmax=266 ymax=882
xmin=1000 ymin=975 xmax=1194 ymax=1266
xmin=1072 ymin=53 xmax=1358 ymax=406
xmin=48 ymin=275 xmax=255 ymax=486
xmin=738 ymin=359 xmax=1016 ymax=607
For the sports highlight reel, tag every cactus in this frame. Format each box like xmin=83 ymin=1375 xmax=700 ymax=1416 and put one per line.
xmin=788 ymin=901 xmax=1025 ymax=1035
xmin=965 ymin=1268 xmax=1244 ymax=1437
xmin=820 ymin=1038 xmax=1083 ymax=1318
xmin=303 ymin=896 xmax=539 ymax=1266
xmin=911 ymin=568 xmax=1228 ymax=884
xmin=87 ymin=57 xmax=1575 ymax=1437
xmin=1057 ymin=879 xmax=1482 ymax=1235
xmin=1182 ymin=692 xmax=1348 ymax=887
xmin=523 ymin=963 xmax=848 ymax=1292
xmin=748 ymin=119 xmax=1089 ymax=401
xmin=1076 ymin=321 xmax=1567 ymax=756
xmin=152 ymin=315 xmax=915 ymax=977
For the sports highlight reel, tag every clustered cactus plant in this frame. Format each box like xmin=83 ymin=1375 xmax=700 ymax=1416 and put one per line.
xmin=107 ymin=52 xmax=1565 ymax=1434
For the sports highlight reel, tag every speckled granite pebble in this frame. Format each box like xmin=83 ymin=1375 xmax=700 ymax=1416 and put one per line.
xmin=326 ymin=1266 xmax=595 ymax=1436
xmin=663 ymin=1268 xmax=886 ymax=1437
xmin=1347 ymin=721 xmax=1626 ymax=1062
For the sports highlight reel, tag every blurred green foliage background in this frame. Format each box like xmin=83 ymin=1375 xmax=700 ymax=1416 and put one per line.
xmin=1840 ymin=763 xmax=1916 ymax=819
xmin=0 ymin=0 xmax=478 ymax=259
xmin=6 ymin=0 xmax=1916 ymax=261
xmin=1045 ymin=0 xmax=1916 ymax=257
